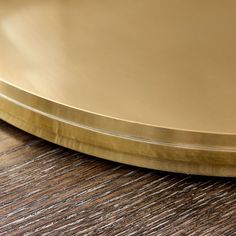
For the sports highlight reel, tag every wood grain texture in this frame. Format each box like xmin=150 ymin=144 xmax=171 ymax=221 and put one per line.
xmin=0 ymin=120 xmax=236 ymax=236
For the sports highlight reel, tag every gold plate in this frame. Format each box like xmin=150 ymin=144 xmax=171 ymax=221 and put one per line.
xmin=1 ymin=0 xmax=236 ymax=176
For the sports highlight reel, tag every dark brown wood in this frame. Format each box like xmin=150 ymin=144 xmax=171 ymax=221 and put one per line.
xmin=0 ymin=119 xmax=236 ymax=236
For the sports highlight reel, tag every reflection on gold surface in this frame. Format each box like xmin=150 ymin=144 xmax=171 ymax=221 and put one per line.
xmin=0 ymin=0 xmax=236 ymax=176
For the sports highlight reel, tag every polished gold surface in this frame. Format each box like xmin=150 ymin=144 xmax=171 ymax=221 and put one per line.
xmin=1 ymin=0 xmax=236 ymax=176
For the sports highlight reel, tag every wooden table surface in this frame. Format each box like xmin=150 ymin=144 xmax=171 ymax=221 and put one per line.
xmin=0 ymin=120 xmax=236 ymax=236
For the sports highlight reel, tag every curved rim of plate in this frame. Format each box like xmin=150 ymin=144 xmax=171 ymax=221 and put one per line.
xmin=1 ymin=79 xmax=236 ymax=152
xmin=1 ymin=78 xmax=236 ymax=177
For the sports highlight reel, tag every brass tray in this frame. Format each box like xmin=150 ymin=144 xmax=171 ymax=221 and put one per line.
xmin=1 ymin=1 xmax=236 ymax=177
